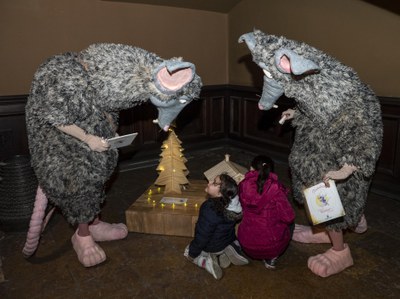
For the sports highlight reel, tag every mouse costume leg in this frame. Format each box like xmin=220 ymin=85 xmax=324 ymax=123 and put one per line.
xmin=352 ymin=214 xmax=368 ymax=234
xmin=293 ymin=213 xmax=368 ymax=244
xmin=89 ymin=220 xmax=128 ymax=242
xmin=308 ymin=243 xmax=353 ymax=278
xmin=292 ymin=224 xmax=331 ymax=244
xmin=307 ymin=230 xmax=353 ymax=277
xmin=71 ymin=229 xmax=106 ymax=267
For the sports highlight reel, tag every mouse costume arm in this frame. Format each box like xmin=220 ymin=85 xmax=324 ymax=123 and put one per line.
xmin=323 ymin=163 xmax=358 ymax=186
xmin=58 ymin=125 xmax=109 ymax=152
xmin=279 ymin=108 xmax=296 ymax=124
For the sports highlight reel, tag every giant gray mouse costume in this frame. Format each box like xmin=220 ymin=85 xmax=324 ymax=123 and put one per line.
xmin=239 ymin=29 xmax=382 ymax=277
xmin=23 ymin=43 xmax=202 ymax=267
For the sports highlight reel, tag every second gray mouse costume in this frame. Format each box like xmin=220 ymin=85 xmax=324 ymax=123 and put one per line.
xmin=25 ymin=43 xmax=202 ymax=225
xmin=239 ymin=30 xmax=382 ymax=231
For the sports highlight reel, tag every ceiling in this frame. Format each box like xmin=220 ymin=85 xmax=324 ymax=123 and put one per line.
xmin=103 ymin=0 xmax=242 ymax=13
xmin=103 ymin=0 xmax=400 ymax=15
xmin=361 ymin=0 xmax=400 ymax=15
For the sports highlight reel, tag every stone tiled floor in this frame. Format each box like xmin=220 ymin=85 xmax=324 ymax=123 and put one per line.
xmin=1 ymin=143 xmax=399 ymax=298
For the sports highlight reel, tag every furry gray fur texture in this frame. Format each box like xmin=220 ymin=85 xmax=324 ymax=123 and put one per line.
xmin=239 ymin=30 xmax=383 ymax=230
xmin=26 ymin=43 xmax=202 ymax=224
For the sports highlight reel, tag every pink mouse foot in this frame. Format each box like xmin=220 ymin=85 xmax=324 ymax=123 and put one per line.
xmin=353 ymin=214 xmax=368 ymax=234
xmin=71 ymin=231 xmax=106 ymax=267
xmin=89 ymin=221 xmax=128 ymax=242
xmin=307 ymin=244 xmax=354 ymax=277
xmin=292 ymin=224 xmax=331 ymax=243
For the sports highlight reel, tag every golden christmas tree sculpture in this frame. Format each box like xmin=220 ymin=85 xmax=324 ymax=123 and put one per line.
xmin=154 ymin=129 xmax=189 ymax=194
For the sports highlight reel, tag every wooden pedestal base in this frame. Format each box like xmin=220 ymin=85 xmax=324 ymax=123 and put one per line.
xmin=125 ymin=180 xmax=207 ymax=237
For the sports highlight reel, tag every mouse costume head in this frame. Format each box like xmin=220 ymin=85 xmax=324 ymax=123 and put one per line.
xmin=79 ymin=43 xmax=202 ymax=131
xmin=238 ymin=30 xmax=363 ymax=128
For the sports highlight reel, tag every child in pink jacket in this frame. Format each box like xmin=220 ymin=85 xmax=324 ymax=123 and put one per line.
xmin=238 ymin=155 xmax=295 ymax=269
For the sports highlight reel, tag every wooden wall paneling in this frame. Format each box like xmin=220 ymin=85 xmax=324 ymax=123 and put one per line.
xmin=371 ymin=96 xmax=400 ymax=200
xmin=0 ymin=89 xmax=399 ymax=200
xmin=379 ymin=97 xmax=400 ymax=179
xmin=175 ymin=98 xmax=207 ymax=141
xmin=118 ymin=108 xmax=138 ymax=147
xmin=0 ymin=115 xmax=30 ymax=160
xmin=226 ymin=87 xmax=295 ymax=157
xmin=243 ymin=97 xmax=269 ymax=141
xmin=132 ymin=103 xmax=161 ymax=146
xmin=198 ymin=85 xmax=230 ymax=138
xmin=235 ymin=96 xmax=292 ymax=156
xmin=229 ymin=96 xmax=241 ymax=137
xmin=378 ymin=117 xmax=399 ymax=176
xmin=0 ymin=95 xmax=29 ymax=160
xmin=209 ymin=97 xmax=224 ymax=136
xmin=117 ymin=103 xmax=163 ymax=159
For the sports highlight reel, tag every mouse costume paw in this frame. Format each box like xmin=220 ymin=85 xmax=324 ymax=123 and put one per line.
xmin=353 ymin=214 xmax=368 ymax=234
xmin=292 ymin=224 xmax=331 ymax=243
xmin=89 ymin=221 xmax=128 ymax=242
xmin=307 ymin=244 xmax=353 ymax=277
xmin=71 ymin=231 xmax=106 ymax=267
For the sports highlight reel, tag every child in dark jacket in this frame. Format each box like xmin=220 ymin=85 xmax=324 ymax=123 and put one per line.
xmin=184 ymin=173 xmax=248 ymax=279
xmin=238 ymin=155 xmax=295 ymax=269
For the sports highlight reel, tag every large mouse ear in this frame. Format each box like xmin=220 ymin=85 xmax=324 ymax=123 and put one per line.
xmin=238 ymin=32 xmax=256 ymax=52
xmin=274 ymin=49 xmax=320 ymax=75
xmin=154 ymin=61 xmax=195 ymax=94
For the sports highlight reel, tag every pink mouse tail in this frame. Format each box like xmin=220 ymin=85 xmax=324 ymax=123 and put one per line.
xmin=22 ymin=186 xmax=51 ymax=258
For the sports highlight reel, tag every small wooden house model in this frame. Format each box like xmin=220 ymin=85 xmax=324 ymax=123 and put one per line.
xmin=203 ymin=154 xmax=248 ymax=184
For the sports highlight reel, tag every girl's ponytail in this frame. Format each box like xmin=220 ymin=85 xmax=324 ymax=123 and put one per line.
xmin=251 ymin=155 xmax=274 ymax=195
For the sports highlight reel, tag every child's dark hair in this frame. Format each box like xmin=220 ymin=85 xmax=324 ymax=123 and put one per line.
xmin=251 ymin=155 xmax=274 ymax=194
xmin=212 ymin=173 xmax=238 ymax=214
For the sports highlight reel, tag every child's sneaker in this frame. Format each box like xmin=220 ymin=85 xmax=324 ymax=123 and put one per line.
xmin=197 ymin=254 xmax=223 ymax=279
xmin=263 ymin=257 xmax=278 ymax=269
xmin=202 ymin=254 xmax=223 ymax=279
xmin=217 ymin=253 xmax=231 ymax=268
xmin=223 ymin=241 xmax=249 ymax=266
